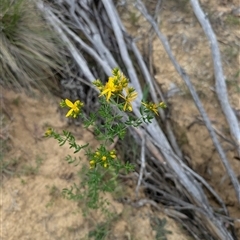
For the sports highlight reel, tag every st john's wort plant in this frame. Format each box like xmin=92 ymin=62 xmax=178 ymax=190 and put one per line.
xmin=45 ymin=68 xmax=166 ymax=212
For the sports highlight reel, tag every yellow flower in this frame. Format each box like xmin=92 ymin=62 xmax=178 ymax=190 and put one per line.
xmin=117 ymin=72 xmax=128 ymax=89
xmin=98 ymin=69 xmax=129 ymax=101
xmin=119 ymin=87 xmax=138 ymax=111
xmin=65 ymin=99 xmax=83 ymax=118
xmin=95 ymin=151 xmax=100 ymax=156
xmin=110 ymin=154 xmax=116 ymax=159
xmin=93 ymin=79 xmax=104 ymax=91
xmin=141 ymin=101 xmax=166 ymax=115
xmin=110 ymin=150 xmax=116 ymax=159
xmin=45 ymin=128 xmax=53 ymax=137
xmin=89 ymin=160 xmax=95 ymax=169
xmin=159 ymin=102 xmax=167 ymax=108
xmin=113 ymin=69 xmax=128 ymax=91
xmin=99 ymin=77 xmax=119 ymax=101
xmin=102 ymin=156 xmax=107 ymax=161
xmin=103 ymin=163 xmax=108 ymax=168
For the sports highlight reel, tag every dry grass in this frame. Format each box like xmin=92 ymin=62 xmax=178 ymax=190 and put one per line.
xmin=0 ymin=0 xmax=63 ymax=92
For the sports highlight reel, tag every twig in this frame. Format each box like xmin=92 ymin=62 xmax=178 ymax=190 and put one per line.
xmin=37 ymin=2 xmax=96 ymax=83
xmin=195 ymin=116 xmax=237 ymax=147
xmin=177 ymin=218 xmax=202 ymax=240
xmin=153 ymin=0 xmax=162 ymax=21
xmin=190 ymin=0 xmax=240 ymax=152
xmin=131 ymin=127 xmax=165 ymax=164
xmin=61 ymin=19 xmax=112 ymax=76
xmin=182 ymin=164 xmax=228 ymax=216
xmin=135 ymin=133 xmax=146 ymax=198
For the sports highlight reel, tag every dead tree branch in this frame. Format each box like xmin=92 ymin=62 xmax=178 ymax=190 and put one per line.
xmin=135 ymin=0 xmax=240 ymax=203
xmin=190 ymin=0 xmax=240 ymax=152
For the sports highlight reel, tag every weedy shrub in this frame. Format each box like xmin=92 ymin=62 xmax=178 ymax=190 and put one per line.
xmin=0 ymin=0 xmax=62 ymax=91
xmin=150 ymin=217 xmax=172 ymax=240
xmin=88 ymin=221 xmax=110 ymax=240
xmin=45 ymin=68 xmax=166 ymax=220
xmin=225 ymin=15 xmax=240 ymax=26
xmin=0 ymin=113 xmax=14 ymax=177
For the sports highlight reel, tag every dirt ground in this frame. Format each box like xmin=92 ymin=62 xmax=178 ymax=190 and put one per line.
xmin=1 ymin=90 xmax=190 ymax=240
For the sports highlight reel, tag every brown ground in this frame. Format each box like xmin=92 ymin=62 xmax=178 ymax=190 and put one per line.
xmin=1 ymin=90 xmax=189 ymax=240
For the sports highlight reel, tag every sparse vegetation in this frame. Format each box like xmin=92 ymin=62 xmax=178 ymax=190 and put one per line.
xmin=88 ymin=222 xmax=110 ymax=240
xmin=128 ymin=11 xmax=141 ymax=26
xmin=45 ymin=185 xmax=61 ymax=208
xmin=11 ymin=96 xmax=21 ymax=106
xmin=0 ymin=156 xmax=17 ymax=176
xmin=19 ymin=155 xmax=44 ymax=176
xmin=225 ymin=15 xmax=240 ymax=26
xmin=169 ymin=0 xmax=190 ymax=12
xmin=151 ymin=217 xmax=172 ymax=240
xmin=226 ymin=70 xmax=240 ymax=93
xmin=223 ymin=45 xmax=239 ymax=64
xmin=0 ymin=0 xmax=62 ymax=92
xmin=0 ymin=113 xmax=13 ymax=177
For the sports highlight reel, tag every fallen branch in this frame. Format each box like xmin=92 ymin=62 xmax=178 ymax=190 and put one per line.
xmin=135 ymin=0 xmax=240 ymax=204
xmin=135 ymin=133 xmax=146 ymax=198
xmin=190 ymin=0 xmax=240 ymax=152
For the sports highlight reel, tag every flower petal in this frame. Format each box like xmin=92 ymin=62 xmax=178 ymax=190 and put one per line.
xmin=66 ymin=109 xmax=73 ymax=117
xmin=128 ymin=105 xmax=133 ymax=111
xmin=65 ymin=99 xmax=74 ymax=108
xmin=123 ymin=102 xmax=128 ymax=111
xmin=106 ymin=91 xmax=112 ymax=101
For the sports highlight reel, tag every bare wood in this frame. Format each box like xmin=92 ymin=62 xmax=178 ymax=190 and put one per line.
xmin=135 ymin=133 xmax=146 ymax=198
xmin=190 ymin=0 xmax=240 ymax=151
xmin=37 ymin=2 xmax=96 ymax=83
xmin=102 ymin=0 xmax=143 ymax=103
xmin=114 ymin=18 xmax=183 ymax=158
xmin=135 ymin=0 xmax=240 ymax=203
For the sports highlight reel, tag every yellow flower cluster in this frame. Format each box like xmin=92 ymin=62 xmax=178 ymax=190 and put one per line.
xmin=89 ymin=149 xmax=117 ymax=169
xmin=60 ymin=99 xmax=84 ymax=118
xmin=93 ymin=68 xmax=137 ymax=112
xmin=141 ymin=101 xmax=166 ymax=116
xmin=119 ymin=87 xmax=138 ymax=111
xmin=45 ymin=128 xmax=53 ymax=137
xmin=93 ymin=68 xmax=167 ymax=114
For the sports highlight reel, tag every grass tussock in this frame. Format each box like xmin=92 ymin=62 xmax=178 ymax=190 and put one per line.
xmin=0 ymin=0 xmax=63 ymax=92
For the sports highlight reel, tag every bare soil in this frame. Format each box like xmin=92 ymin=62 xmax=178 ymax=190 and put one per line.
xmin=1 ymin=90 xmax=189 ymax=240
